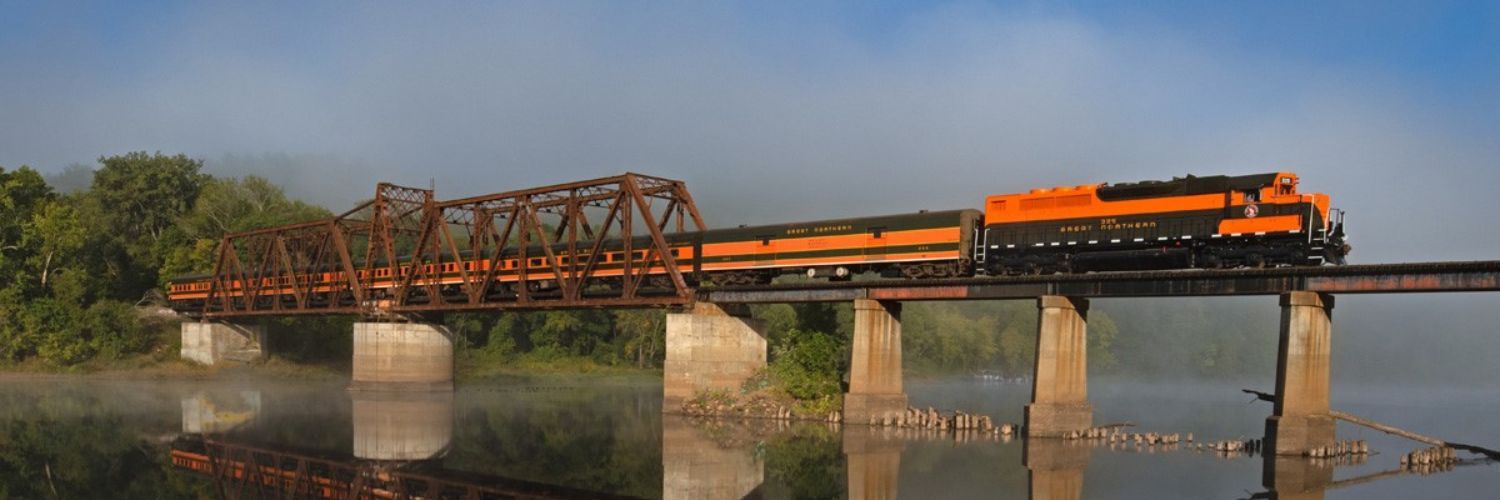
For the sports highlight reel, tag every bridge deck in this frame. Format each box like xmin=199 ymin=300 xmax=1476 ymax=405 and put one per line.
xmin=702 ymin=261 xmax=1500 ymax=303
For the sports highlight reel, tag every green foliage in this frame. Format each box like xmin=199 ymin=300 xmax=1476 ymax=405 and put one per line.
xmin=763 ymin=424 xmax=844 ymax=499
xmin=160 ymin=175 xmax=332 ymax=283
xmin=769 ymin=329 xmax=844 ymax=400
xmin=88 ymin=152 xmax=210 ymax=296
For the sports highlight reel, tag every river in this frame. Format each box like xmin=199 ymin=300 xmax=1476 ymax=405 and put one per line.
xmin=0 ymin=376 xmax=1493 ymax=498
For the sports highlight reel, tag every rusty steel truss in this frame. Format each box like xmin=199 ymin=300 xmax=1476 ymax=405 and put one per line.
xmin=200 ymin=173 xmax=705 ymax=319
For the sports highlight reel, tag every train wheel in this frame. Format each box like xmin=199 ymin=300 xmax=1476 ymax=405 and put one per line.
xmin=1247 ymin=253 xmax=1266 ymax=269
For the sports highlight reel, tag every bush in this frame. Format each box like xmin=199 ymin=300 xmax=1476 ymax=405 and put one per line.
xmin=769 ymin=329 xmax=843 ymax=401
xmin=26 ymin=299 xmax=90 ymax=365
xmin=83 ymin=301 xmax=148 ymax=360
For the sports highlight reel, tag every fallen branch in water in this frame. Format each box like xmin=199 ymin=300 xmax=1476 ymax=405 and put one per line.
xmin=1242 ymin=388 xmax=1500 ymax=460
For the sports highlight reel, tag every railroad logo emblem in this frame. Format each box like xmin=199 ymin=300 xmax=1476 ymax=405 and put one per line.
xmin=1244 ymin=204 xmax=1259 ymax=218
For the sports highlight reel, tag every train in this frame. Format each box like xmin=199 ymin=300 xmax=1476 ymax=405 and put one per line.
xmin=167 ymin=171 xmax=1348 ymax=311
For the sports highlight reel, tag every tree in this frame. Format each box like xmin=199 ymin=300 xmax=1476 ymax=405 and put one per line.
xmin=90 ymin=152 xmax=208 ymax=248
xmin=86 ymin=152 xmax=209 ymax=296
xmin=0 ymin=166 xmax=52 ymax=291
xmin=159 ymin=175 xmax=331 ymax=282
xmin=613 ymin=309 xmax=665 ymax=368
xmin=24 ymin=200 xmax=88 ymax=291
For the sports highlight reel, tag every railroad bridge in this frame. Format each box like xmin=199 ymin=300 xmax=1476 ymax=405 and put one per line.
xmin=178 ymin=174 xmax=1500 ymax=461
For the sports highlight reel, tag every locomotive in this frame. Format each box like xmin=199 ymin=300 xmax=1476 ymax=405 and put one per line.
xmin=166 ymin=171 xmax=1348 ymax=310
xmin=979 ymin=171 xmax=1348 ymax=274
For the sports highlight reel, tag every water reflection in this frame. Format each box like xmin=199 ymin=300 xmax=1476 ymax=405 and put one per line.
xmin=180 ymin=390 xmax=261 ymax=434
xmin=352 ymin=390 xmax=454 ymax=461
xmin=1023 ymin=438 xmax=1090 ymax=500
xmin=1262 ymin=456 xmax=1333 ymax=500
xmin=0 ymin=379 xmax=1495 ymax=497
xmin=661 ymin=416 xmax=765 ymax=500
xmin=842 ymin=426 xmax=905 ymax=500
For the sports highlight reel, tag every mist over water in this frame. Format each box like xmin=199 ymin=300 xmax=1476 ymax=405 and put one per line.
xmin=1 ymin=374 xmax=1494 ymax=498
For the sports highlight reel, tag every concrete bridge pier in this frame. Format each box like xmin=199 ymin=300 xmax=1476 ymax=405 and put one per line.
xmin=350 ymin=321 xmax=455 ymax=391
xmin=1265 ymin=291 xmax=1336 ymax=456
xmin=663 ymin=303 xmax=768 ymax=411
xmin=181 ymin=321 xmax=266 ymax=365
xmin=844 ymin=299 xmax=907 ymax=425
xmin=1025 ymin=296 xmax=1092 ymax=438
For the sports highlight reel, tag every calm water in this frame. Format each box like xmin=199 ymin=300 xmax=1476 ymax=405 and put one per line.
xmin=0 ymin=376 xmax=1494 ymax=499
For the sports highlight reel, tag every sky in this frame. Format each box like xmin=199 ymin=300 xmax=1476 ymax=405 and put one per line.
xmin=1 ymin=0 xmax=1498 ymax=264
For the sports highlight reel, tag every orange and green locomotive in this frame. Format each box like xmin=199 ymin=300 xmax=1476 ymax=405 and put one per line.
xmin=167 ymin=171 xmax=1347 ymax=311
xmin=979 ymin=171 xmax=1348 ymax=274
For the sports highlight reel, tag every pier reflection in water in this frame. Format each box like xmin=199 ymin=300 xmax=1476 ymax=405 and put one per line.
xmin=1024 ymin=438 xmax=1090 ymax=500
xmin=661 ymin=416 xmax=764 ymax=500
xmin=180 ymin=389 xmax=261 ymax=434
xmin=1263 ymin=456 xmax=1333 ymax=500
xmin=842 ymin=426 xmax=905 ymax=500
xmin=352 ymin=390 xmax=454 ymax=461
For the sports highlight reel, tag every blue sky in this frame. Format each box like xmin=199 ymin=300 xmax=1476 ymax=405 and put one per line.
xmin=1 ymin=1 xmax=1497 ymax=262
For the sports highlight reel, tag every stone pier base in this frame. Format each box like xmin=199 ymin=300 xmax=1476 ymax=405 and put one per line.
xmin=1025 ymin=296 xmax=1092 ymax=437
xmin=844 ymin=299 xmax=907 ymax=425
xmin=663 ymin=303 xmax=767 ymax=411
xmin=1266 ymin=292 xmax=1336 ymax=456
xmin=350 ymin=322 xmax=454 ymax=392
xmin=181 ymin=322 xmax=266 ymax=365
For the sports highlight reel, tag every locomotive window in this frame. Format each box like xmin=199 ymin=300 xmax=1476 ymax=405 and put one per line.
xmin=1242 ymin=190 xmax=1260 ymax=203
xmin=870 ymin=228 xmax=885 ymax=239
xmin=760 ymin=237 xmax=771 ymax=246
xmin=530 ymin=258 xmax=543 ymax=266
xmin=635 ymin=251 xmax=647 ymax=259
xmin=670 ymin=249 xmax=680 ymax=257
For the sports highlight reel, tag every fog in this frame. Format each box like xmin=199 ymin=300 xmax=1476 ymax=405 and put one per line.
xmin=3 ymin=2 xmax=1499 ymax=385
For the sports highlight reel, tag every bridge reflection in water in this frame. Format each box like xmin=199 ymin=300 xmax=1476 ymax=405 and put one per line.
xmin=171 ymin=389 xmax=637 ymax=499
